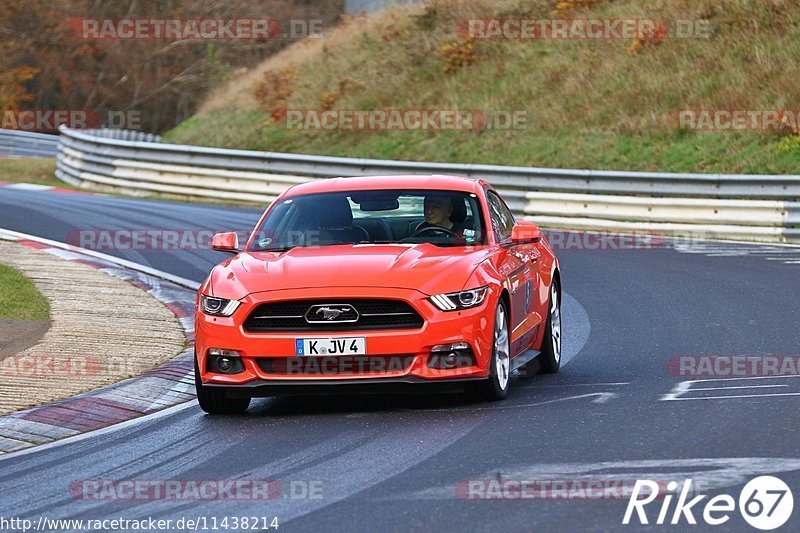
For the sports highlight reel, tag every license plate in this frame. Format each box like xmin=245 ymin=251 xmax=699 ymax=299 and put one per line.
xmin=296 ymin=337 xmax=366 ymax=356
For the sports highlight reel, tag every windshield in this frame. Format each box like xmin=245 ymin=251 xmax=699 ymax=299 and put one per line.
xmin=249 ymin=189 xmax=486 ymax=251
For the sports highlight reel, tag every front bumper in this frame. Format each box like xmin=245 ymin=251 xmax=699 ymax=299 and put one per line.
xmin=205 ymin=376 xmax=488 ymax=397
xmin=196 ymin=286 xmax=495 ymax=387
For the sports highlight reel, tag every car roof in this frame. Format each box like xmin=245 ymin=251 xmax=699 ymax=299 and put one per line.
xmin=284 ymin=175 xmax=482 ymax=197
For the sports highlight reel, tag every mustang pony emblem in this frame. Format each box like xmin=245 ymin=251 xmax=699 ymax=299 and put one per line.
xmin=316 ymin=306 xmax=349 ymax=320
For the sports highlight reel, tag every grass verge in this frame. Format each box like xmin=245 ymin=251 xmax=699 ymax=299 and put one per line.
xmin=0 ymin=263 xmax=50 ymax=321
xmin=0 ymin=158 xmax=64 ymax=187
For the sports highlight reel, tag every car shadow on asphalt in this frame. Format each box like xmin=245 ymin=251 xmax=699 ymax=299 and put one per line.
xmin=238 ymin=362 xmax=546 ymax=418
xmin=245 ymin=391 xmax=476 ymax=417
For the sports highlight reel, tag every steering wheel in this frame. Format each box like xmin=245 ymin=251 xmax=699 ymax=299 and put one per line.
xmin=411 ymin=225 xmax=456 ymax=238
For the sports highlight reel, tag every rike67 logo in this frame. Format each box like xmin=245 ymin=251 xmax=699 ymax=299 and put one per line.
xmin=623 ymin=476 xmax=793 ymax=530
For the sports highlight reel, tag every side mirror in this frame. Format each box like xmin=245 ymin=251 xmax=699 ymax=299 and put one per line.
xmin=510 ymin=221 xmax=542 ymax=245
xmin=211 ymin=232 xmax=239 ymax=253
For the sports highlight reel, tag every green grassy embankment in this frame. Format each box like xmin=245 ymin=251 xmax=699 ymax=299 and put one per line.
xmin=166 ymin=0 xmax=800 ymax=174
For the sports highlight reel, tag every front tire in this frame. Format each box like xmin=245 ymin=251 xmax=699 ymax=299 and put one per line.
xmin=472 ymin=299 xmax=511 ymax=401
xmin=194 ymin=355 xmax=251 ymax=415
xmin=539 ymin=280 xmax=562 ymax=373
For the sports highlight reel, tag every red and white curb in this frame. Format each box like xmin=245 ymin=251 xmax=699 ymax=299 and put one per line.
xmin=0 ymin=229 xmax=198 ymax=455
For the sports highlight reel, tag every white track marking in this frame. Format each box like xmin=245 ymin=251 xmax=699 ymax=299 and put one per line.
xmin=0 ymin=227 xmax=199 ymax=290
xmin=588 ymin=392 xmax=619 ymax=404
xmin=671 ymin=238 xmax=800 ymax=266
xmin=414 ymin=392 xmax=620 ymax=413
xmin=4 ymin=184 xmax=53 ymax=191
xmin=666 ymin=393 xmax=800 ymax=401
xmin=691 ymin=384 xmax=787 ymax=391
xmin=398 ymin=458 xmax=800 ymax=501
xmin=661 ymin=375 xmax=800 ymax=401
xmin=0 ymin=401 xmax=196 ymax=464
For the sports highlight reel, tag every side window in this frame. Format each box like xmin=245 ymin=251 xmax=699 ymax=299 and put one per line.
xmin=486 ymin=191 xmax=514 ymax=242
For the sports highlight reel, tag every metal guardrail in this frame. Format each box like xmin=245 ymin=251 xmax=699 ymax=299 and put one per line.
xmin=82 ymin=128 xmax=163 ymax=143
xmin=0 ymin=129 xmax=59 ymax=158
xmin=55 ymin=126 xmax=799 ymax=243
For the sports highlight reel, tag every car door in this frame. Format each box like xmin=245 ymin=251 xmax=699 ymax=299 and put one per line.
xmin=486 ymin=190 xmax=539 ymax=356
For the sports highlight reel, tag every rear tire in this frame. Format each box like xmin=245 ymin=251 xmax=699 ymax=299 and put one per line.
xmin=539 ymin=281 xmax=562 ymax=374
xmin=194 ymin=355 xmax=251 ymax=415
xmin=472 ymin=299 xmax=511 ymax=401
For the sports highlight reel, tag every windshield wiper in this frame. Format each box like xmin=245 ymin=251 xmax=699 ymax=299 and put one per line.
xmin=258 ymin=245 xmax=298 ymax=253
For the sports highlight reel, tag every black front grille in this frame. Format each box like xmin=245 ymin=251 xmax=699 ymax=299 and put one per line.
xmin=244 ymin=299 xmax=424 ymax=332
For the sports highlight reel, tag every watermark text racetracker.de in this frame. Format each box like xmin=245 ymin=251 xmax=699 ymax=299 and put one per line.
xmin=457 ymin=478 xmax=671 ymax=500
xmin=0 ymin=516 xmax=280 ymax=532
xmin=457 ymin=18 xmax=711 ymax=40
xmin=1 ymin=109 xmax=141 ymax=131
xmin=68 ymin=228 xmax=703 ymax=252
xmin=67 ymin=228 xmax=251 ymax=252
xmin=0 ymin=352 xmax=191 ymax=379
xmin=282 ymin=109 xmax=528 ymax=131
xmin=543 ymin=230 xmax=667 ymax=251
xmin=69 ymin=18 xmax=323 ymax=40
xmin=0 ymin=353 xmax=102 ymax=378
xmin=670 ymin=109 xmax=800 ymax=132
xmin=668 ymin=355 xmax=800 ymax=377
xmin=69 ymin=479 xmax=323 ymax=501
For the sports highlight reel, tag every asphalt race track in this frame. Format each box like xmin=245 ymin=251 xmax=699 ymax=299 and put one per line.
xmin=1 ymin=187 xmax=799 ymax=532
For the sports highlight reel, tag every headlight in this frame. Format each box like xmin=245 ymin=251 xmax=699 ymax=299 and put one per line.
xmin=200 ymin=295 xmax=240 ymax=317
xmin=429 ymin=286 xmax=488 ymax=311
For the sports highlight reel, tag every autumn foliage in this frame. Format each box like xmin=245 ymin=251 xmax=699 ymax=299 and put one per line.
xmin=0 ymin=0 xmax=342 ymax=132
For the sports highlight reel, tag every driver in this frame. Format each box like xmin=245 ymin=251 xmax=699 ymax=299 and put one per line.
xmin=416 ymin=194 xmax=466 ymax=241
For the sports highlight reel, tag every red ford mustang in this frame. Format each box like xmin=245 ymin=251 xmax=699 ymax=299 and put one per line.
xmin=194 ymin=175 xmax=561 ymax=414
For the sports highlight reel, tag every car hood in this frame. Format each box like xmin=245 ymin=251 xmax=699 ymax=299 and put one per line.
xmin=205 ymin=244 xmax=492 ymax=300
